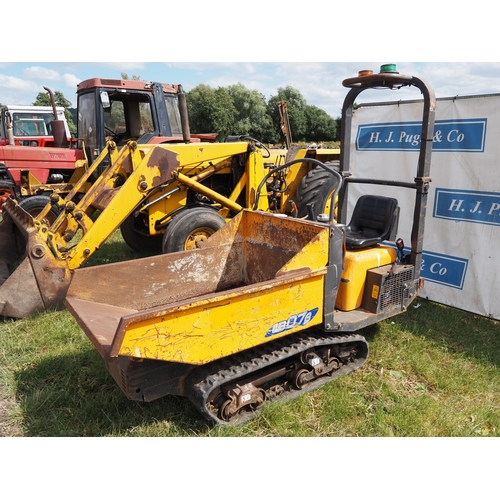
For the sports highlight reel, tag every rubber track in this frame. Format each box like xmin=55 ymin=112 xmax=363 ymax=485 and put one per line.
xmin=189 ymin=330 xmax=368 ymax=426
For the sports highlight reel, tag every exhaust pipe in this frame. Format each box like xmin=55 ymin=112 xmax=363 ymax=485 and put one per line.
xmin=5 ymin=112 xmax=14 ymax=145
xmin=43 ymin=86 xmax=67 ymax=149
xmin=178 ymin=85 xmax=191 ymax=143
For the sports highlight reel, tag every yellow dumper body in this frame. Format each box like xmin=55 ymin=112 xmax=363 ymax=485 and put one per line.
xmin=66 ymin=211 xmax=330 ymax=365
xmin=65 ymin=209 xmax=411 ymax=425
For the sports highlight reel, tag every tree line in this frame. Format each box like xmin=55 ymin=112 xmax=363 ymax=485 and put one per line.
xmin=10 ymin=81 xmax=340 ymax=145
xmin=186 ymin=83 xmax=340 ymax=145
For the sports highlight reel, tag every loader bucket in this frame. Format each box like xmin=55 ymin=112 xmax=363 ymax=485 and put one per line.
xmin=0 ymin=198 xmax=71 ymax=318
xmin=65 ymin=210 xmax=331 ymax=367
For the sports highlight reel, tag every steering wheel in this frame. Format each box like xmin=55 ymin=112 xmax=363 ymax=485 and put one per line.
xmin=105 ymin=126 xmax=128 ymax=143
xmin=104 ymin=126 xmax=118 ymax=140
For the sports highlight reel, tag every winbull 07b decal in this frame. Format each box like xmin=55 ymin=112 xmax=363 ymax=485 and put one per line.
xmin=266 ymin=307 xmax=319 ymax=338
xmin=356 ymin=119 xmax=487 ymax=152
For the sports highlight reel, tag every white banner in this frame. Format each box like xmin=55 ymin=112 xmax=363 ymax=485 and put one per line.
xmin=350 ymin=94 xmax=500 ymax=320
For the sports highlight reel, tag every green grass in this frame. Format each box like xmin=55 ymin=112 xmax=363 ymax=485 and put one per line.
xmin=1 ymin=231 xmax=499 ymax=437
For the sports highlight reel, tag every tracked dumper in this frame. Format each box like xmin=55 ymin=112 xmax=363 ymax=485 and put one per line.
xmin=64 ymin=66 xmax=436 ymax=424
xmin=66 ymin=209 xmax=368 ymax=425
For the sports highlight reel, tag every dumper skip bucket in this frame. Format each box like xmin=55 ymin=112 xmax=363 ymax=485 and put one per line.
xmin=65 ymin=210 xmax=331 ymax=366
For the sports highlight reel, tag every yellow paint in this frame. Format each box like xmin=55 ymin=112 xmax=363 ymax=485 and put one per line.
xmin=336 ymin=245 xmax=396 ymax=311
xmin=57 ymin=142 xmax=256 ymax=268
xmin=107 ymin=210 xmax=332 ymax=365
xmin=117 ymin=270 xmax=326 ymax=364
xmin=279 ymin=226 xmax=330 ymax=274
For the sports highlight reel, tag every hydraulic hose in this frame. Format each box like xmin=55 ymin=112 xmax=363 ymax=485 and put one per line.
xmin=253 ymin=158 xmax=342 ymax=223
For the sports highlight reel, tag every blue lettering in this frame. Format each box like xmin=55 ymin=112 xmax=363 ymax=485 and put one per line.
xmin=356 ymin=119 xmax=486 ymax=152
xmin=434 ymin=189 xmax=500 ymax=226
xmin=265 ymin=307 xmax=319 ymax=338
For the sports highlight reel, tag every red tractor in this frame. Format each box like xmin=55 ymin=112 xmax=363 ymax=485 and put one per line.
xmin=0 ymin=78 xmax=215 ymax=213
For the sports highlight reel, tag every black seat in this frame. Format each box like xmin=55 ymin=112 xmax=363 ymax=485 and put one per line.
xmin=344 ymin=195 xmax=399 ymax=249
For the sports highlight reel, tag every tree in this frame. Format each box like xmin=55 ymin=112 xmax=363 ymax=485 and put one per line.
xmin=187 ymin=82 xmax=337 ymax=145
xmin=121 ymin=72 xmax=141 ymax=80
xmin=267 ymin=86 xmax=308 ymax=143
xmin=304 ymin=105 xmax=337 ymax=143
xmin=226 ymin=83 xmax=274 ymax=142
xmin=33 ymin=90 xmax=76 ymax=134
xmin=187 ymin=83 xmax=275 ymax=142
xmin=334 ymin=116 xmax=341 ymax=142
xmin=186 ymin=84 xmax=237 ymax=140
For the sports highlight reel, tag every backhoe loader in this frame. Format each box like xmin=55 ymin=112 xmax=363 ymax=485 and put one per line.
xmin=0 ymin=135 xmax=339 ymax=318
xmin=61 ymin=65 xmax=436 ymax=425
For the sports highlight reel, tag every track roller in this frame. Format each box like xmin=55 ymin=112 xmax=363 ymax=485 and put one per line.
xmin=188 ymin=331 xmax=368 ymax=426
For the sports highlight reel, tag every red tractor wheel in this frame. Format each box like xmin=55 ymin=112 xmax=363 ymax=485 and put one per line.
xmin=0 ymin=181 xmax=16 ymax=213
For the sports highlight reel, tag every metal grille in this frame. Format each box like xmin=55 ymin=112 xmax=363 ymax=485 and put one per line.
xmin=380 ymin=267 xmax=414 ymax=311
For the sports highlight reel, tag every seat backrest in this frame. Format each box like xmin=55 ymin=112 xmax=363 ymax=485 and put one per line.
xmin=345 ymin=195 xmax=399 ymax=249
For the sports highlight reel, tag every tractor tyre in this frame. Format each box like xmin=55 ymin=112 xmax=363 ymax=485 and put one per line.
xmin=18 ymin=195 xmax=61 ymax=226
xmin=0 ymin=180 xmax=16 ymax=212
xmin=162 ymin=207 xmax=226 ymax=254
xmin=120 ymin=212 xmax=163 ymax=253
xmin=295 ymin=161 xmax=340 ymax=220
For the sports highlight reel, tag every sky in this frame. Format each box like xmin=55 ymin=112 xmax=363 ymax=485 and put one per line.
xmin=2 ymin=61 xmax=500 ymax=120
xmin=1 ymin=2 xmax=498 ymax=122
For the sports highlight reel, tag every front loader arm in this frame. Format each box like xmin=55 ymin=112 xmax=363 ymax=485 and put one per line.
xmin=0 ymin=141 xmax=175 ymax=317
xmin=64 ymin=145 xmax=181 ymax=269
xmin=0 ymin=140 xmax=253 ymax=318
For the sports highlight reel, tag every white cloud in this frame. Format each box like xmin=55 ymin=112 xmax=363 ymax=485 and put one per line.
xmin=415 ymin=62 xmax=500 ymax=98
xmin=94 ymin=62 xmax=147 ymax=72
xmin=0 ymin=74 xmax=40 ymax=92
xmin=0 ymin=74 xmax=43 ymax=105
xmin=23 ymin=66 xmax=61 ymax=81
xmin=62 ymin=73 xmax=81 ymax=89
xmin=166 ymin=62 xmax=237 ymax=71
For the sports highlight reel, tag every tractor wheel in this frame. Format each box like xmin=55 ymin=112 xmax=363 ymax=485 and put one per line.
xmin=18 ymin=195 xmax=61 ymax=226
xmin=120 ymin=212 xmax=163 ymax=253
xmin=162 ymin=207 xmax=226 ymax=253
xmin=295 ymin=161 xmax=340 ymax=220
xmin=0 ymin=181 xmax=16 ymax=213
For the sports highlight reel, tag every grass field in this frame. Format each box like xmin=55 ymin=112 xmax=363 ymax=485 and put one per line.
xmin=1 ymin=230 xmax=499 ymax=438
